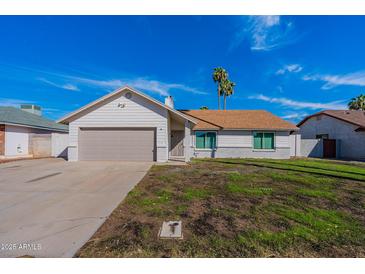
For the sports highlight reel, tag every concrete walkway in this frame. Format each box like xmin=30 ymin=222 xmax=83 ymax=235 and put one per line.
xmin=0 ymin=158 xmax=152 ymax=258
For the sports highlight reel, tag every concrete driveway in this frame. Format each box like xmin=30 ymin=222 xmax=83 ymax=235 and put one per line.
xmin=0 ymin=158 xmax=152 ymax=258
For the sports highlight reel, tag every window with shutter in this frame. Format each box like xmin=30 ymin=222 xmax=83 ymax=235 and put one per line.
xmin=253 ymin=132 xmax=275 ymax=150
xmin=195 ymin=131 xmax=217 ymax=149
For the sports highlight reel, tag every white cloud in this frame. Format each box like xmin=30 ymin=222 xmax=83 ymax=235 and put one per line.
xmin=67 ymin=75 xmax=207 ymax=96
xmin=0 ymin=63 xmax=206 ymax=97
xmin=0 ymin=98 xmax=35 ymax=107
xmin=276 ymin=64 xmax=303 ymax=75
xmin=250 ymin=16 xmax=281 ymax=51
xmin=281 ymin=112 xmax=309 ymax=123
xmin=248 ymin=94 xmax=347 ymax=110
xmin=281 ymin=113 xmax=300 ymax=119
xmin=281 ymin=112 xmax=308 ymax=120
xmin=62 ymin=83 xmax=79 ymax=91
xmin=302 ymin=71 xmax=365 ymax=90
xmin=38 ymin=78 xmax=79 ymax=91
xmin=234 ymin=16 xmax=295 ymax=52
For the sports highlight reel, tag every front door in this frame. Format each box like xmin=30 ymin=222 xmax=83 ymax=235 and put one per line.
xmin=323 ymin=139 xmax=336 ymax=158
xmin=170 ymin=130 xmax=184 ymax=156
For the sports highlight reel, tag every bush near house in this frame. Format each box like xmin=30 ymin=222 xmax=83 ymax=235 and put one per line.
xmin=77 ymin=158 xmax=365 ymax=258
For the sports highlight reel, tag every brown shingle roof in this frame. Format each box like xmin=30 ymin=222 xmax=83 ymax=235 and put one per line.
xmin=297 ymin=110 xmax=365 ymax=130
xmin=180 ymin=110 xmax=298 ymax=131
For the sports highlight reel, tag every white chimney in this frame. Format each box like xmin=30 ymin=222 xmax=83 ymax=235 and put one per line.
xmin=164 ymin=96 xmax=174 ymax=109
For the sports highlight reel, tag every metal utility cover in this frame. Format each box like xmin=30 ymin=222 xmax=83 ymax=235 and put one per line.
xmin=159 ymin=220 xmax=183 ymax=239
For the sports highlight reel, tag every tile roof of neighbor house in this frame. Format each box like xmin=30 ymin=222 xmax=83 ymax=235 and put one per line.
xmin=297 ymin=110 xmax=365 ymax=130
xmin=181 ymin=110 xmax=298 ymax=131
xmin=0 ymin=106 xmax=68 ymax=132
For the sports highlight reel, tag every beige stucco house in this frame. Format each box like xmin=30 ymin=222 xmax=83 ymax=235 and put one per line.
xmin=0 ymin=105 xmax=68 ymax=159
xmin=58 ymin=86 xmax=299 ymax=162
xmin=298 ymin=110 xmax=365 ymax=160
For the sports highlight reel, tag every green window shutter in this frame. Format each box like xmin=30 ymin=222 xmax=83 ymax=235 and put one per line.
xmin=263 ymin=133 xmax=274 ymax=149
xmin=253 ymin=132 xmax=263 ymax=149
xmin=195 ymin=131 xmax=216 ymax=149
xmin=206 ymin=132 xmax=216 ymax=149
xmin=196 ymin=132 xmax=205 ymax=149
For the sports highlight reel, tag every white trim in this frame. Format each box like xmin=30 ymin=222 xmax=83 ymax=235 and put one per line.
xmin=57 ymin=86 xmax=197 ymax=125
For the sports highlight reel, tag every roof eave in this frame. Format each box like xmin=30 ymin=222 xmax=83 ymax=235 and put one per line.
xmin=193 ymin=127 xmax=221 ymax=130
xmin=222 ymin=127 xmax=299 ymax=131
xmin=192 ymin=127 xmax=299 ymax=131
xmin=1 ymin=121 xmax=68 ymax=132
xmin=298 ymin=112 xmax=364 ymax=129
xmin=297 ymin=112 xmax=322 ymax=127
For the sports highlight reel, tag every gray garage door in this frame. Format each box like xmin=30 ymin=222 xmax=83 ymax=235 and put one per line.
xmin=79 ymin=128 xmax=156 ymax=161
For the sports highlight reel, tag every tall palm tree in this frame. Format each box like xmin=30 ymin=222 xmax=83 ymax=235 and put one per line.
xmin=222 ymin=80 xmax=236 ymax=110
xmin=348 ymin=94 xmax=365 ymax=110
xmin=212 ymin=67 xmax=228 ymax=110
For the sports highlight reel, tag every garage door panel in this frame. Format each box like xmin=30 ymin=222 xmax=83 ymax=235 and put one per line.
xmin=79 ymin=128 xmax=155 ymax=161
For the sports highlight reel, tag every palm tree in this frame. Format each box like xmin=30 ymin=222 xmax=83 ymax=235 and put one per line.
xmin=222 ymin=80 xmax=236 ymax=110
xmin=348 ymin=94 xmax=365 ymax=110
xmin=212 ymin=67 xmax=228 ymax=110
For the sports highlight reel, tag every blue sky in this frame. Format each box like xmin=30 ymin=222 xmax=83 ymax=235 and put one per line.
xmin=0 ymin=16 xmax=365 ymax=122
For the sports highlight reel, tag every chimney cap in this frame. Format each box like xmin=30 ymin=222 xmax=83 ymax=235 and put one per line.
xmin=164 ymin=96 xmax=174 ymax=109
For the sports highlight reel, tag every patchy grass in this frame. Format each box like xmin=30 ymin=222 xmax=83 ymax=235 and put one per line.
xmin=77 ymin=158 xmax=365 ymax=258
xmin=298 ymin=188 xmax=336 ymax=201
xmin=211 ymin=158 xmax=365 ymax=181
xmin=267 ymin=171 xmax=335 ymax=186
xmin=182 ymin=187 xmax=211 ymax=201
xmin=226 ymin=183 xmax=273 ymax=196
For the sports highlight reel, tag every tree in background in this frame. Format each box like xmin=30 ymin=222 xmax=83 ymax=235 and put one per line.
xmin=212 ymin=67 xmax=228 ymax=110
xmin=222 ymin=80 xmax=236 ymax=110
xmin=348 ymin=94 xmax=365 ymax=110
xmin=200 ymin=106 xmax=209 ymax=110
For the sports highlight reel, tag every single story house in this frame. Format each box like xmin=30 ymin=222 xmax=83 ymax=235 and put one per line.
xmin=298 ymin=110 xmax=365 ymax=160
xmin=58 ymin=86 xmax=299 ymax=162
xmin=0 ymin=105 xmax=68 ymax=158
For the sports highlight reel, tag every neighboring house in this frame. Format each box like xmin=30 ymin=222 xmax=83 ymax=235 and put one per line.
xmin=298 ymin=110 xmax=365 ymax=160
xmin=0 ymin=105 xmax=68 ymax=158
xmin=58 ymin=86 xmax=299 ymax=162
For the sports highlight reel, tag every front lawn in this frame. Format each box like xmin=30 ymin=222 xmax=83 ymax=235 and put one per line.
xmin=77 ymin=158 xmax=365 ymax=257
